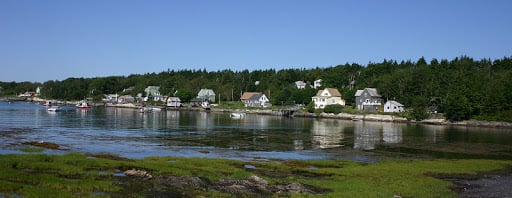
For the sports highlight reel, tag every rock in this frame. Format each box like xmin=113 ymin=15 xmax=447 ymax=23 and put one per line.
xmin=124 ymin=169 xmax=152 ymax=178
xmin=248 ymin=175 xmax=268 ymax=185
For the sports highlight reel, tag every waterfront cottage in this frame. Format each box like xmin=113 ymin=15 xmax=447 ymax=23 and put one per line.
xmin=117 ymin=95 xmax=135 ymax=104
xmin=384 ymin=100 xmax=405 ymax=113
xmin=312 ymin=88 xmax=345 ymax=109
xmin=355 ymin=88 xmax=382 ymax=112
xmin=144 ymin=86 xmax=162 ymax=101
xmin=197 ymin=89 xmax=215 ymax=103
xmin=243 ymin=93 xmax=271 ymax=107
xmin=167 ymin=97 xmax=181 ymax=108
xmin=240 ymin=92 xmax=260 ymax=102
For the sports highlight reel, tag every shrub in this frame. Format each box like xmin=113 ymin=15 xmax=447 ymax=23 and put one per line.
xmin=323 ymin=104 xmax=343 ymax=114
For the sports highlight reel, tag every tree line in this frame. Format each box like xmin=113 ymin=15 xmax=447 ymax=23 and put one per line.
xmin=1 ymin=56 xmax=512 ymax=122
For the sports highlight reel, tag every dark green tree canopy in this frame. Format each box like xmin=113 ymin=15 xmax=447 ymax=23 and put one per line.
xmin=2 ymin=56 xmax=512 ymax=122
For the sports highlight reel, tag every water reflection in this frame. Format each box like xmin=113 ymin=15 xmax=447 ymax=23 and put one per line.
xmin=2 ymin=102 xmax=512 ymax=161
xmin=311 ymin=119 xmax=345 ymax=149
xmin=354 ymin=121 xmax=381 ymax=150
xmin=382 ymin=122 xmax=402 ymax=143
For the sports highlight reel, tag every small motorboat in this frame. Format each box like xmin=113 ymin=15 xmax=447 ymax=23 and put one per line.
xmin=47 ymin=106 xmax=61 ymax=112
xmin=201 ymin=101 xmax=211 ymax=111
xmin=230 ymin=112 xmax=245 ymax=119
xmin=76 ymin=101 xmax=92 ymax=109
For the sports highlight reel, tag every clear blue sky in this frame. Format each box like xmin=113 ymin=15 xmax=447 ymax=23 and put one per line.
xmin=1 ymin=0 xmax=511 ymax=82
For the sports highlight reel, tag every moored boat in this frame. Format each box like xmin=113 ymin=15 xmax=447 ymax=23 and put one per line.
xmin=230 ymin=112 xmax=245 ymax=119
xmin=76 ymin=101 xmax=92 ymax=109
xmin=47 ymin=106 xmax=61 ymax=112
xmin=201 ymin=101 xmax=211 ymax=111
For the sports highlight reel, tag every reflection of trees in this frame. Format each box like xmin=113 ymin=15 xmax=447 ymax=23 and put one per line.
xmin=311 ymin=119 xmax=345 ymax=149
xmin=382 ymin=122 xmax=402 ymax=143
xmin=421 ymin=124 xmax=446 ymax=144
xmin=353 ymin=121 xmax=381 ymax=150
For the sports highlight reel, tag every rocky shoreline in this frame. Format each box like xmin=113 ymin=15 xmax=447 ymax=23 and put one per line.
xmin=5 ymin=99 xmax=512 ymax=129
xmin=100 ymin=103 xmax=512 ymax=129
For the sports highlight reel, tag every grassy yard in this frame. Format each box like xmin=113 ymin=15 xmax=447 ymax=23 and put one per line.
xmin=0 ymin=153 xmax=510 ymax=197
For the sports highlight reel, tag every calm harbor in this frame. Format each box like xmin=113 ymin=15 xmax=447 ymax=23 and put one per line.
xmin=1 ymin=101 xmax=512 ymax=162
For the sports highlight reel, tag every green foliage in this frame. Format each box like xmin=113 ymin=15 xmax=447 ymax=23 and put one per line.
xmin=306 ymin=102 xmax=315 ymax=113
xmin=410 ymin=96 xmax=430 ymax=121
xmin=445 ymin=92 xmax=472 ymax=121
xmin=2 ymin=56 xmax=512 ymax=122
xmin=174 ymin=88 xmax=195 ymax=102
xmin=323 ymin=104 xmax=343 ymax=114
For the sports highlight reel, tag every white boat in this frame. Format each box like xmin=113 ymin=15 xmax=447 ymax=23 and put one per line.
xmin=47 ymin=106 xmax=61 ymax=112
xmin=201 ymin=101 xmax=211 ymax=110
xmin=76 ymin=101 xmax=92 ymax=109
xmin=138 ymin=107 xmax=153 ymax=113
xmin=230 ymin=112 xmax=245 ymax=119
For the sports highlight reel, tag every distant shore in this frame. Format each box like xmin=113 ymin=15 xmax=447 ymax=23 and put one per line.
xmin=3 ymin=98 xmax=512 ymax=129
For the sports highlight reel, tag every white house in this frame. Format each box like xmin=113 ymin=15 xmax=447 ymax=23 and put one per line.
xmin=167 ymin=97 xmax=181 ymax=107
xmin=295 ymin=81 xmax=306 ymax=89
xmin=103 ymin=94 xmax=119 ymax=103
xmin=313 ymin=79 xmax=322 ymax=89
xmin=312 ymin=88 xmax=345 ymax=109
xmin=242 ymin=92 xmax=271 ymax=107
xmin=384 ymin=100 xmax=405 ymax=113
xmin=144 ymin=86 xmax=162 ymax=101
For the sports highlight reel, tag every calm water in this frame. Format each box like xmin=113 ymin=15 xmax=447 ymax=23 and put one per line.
xmin=1 ymin=101 xmax=512 ymax=162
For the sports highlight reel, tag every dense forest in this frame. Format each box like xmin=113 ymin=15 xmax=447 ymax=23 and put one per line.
xmin=1 ymin=56 xmax=512 ymax=122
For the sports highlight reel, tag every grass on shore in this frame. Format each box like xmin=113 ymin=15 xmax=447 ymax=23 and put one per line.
xmin=0 ymin=153 xmax=510 ymax=197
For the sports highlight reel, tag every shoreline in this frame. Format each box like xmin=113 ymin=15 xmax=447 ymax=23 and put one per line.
xmin=4 ymin=99 xmax=512 ymax=129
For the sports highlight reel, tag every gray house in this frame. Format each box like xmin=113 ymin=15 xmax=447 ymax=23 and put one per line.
xmin=244 ymin=93 xmax=270 ymax=107
xmin=197 ymin=89 xmax=215 ymax=103
xmin=355 ymin=88 xmax=382 ymax=112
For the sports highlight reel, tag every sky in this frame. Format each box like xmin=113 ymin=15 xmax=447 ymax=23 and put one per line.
xmin=1 ymin=0 xmax=511 ymax=83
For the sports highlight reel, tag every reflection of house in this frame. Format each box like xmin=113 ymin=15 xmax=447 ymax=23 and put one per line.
xmin=355 ymin=88 xmax=382 ymax=112
xmin=312 ymin=88 xmax=345 ymax=109
xmin=384 ymin=100 xmax=404 ymax=112
xmin=197 ymin=89 xmax=215 ymax=103
xmin=243 ymin=92 xmax=271 ymax=107
xmin=353 ymin=121 xmax=381 ymax=150
xmin=382 ymin=123 xmax=402 ymax=143
xmin=311 ymin=119 xmax=344 ymax=149
xmin=166 ymin=97 xmax=181 ymax=107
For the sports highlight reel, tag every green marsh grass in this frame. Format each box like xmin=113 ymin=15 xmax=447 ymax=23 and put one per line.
xmin=0 ymin=153 xmax=510 ymax=197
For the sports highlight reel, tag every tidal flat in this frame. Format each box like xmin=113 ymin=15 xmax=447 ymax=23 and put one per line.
xmin=0 ymin=153 xmax=511 ymax=197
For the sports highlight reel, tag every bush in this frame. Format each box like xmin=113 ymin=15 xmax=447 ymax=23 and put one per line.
xmin=323 ymin=104 xmax=343 ymax=114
